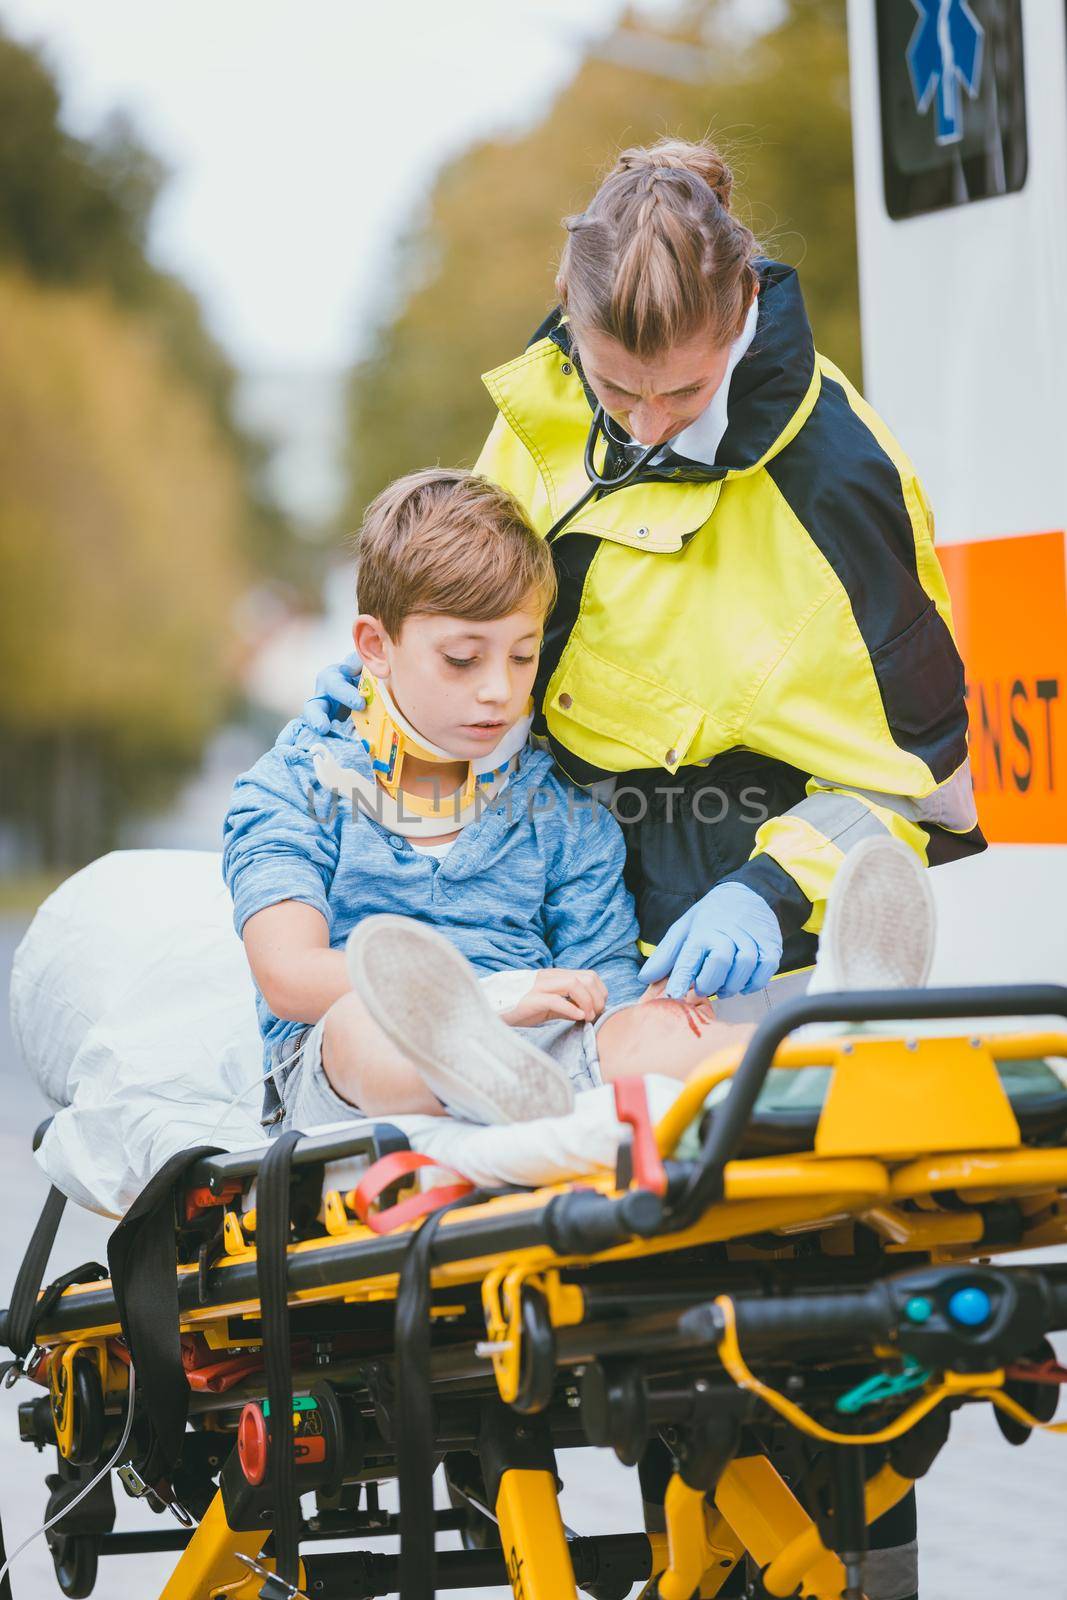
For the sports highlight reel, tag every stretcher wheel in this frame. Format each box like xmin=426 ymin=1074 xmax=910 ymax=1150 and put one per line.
xmin=444 ymin=1453 xmax=501 ymax=1551
xmin=46 ymin=1531 xmax=98 ymax=1599
xmin=513 ymin=1286 xmax=555 ymax=1415
xmin=996 ymin=1337 xmax=1060 ymax=1446
xmin=66 ymin=1360 xmax=106 ymax=1467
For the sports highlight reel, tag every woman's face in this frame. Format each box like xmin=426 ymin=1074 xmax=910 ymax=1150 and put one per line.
xmin=575 ymin=321 xmax=736 ymax=449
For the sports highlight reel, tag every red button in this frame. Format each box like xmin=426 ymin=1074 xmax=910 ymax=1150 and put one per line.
xmin=238 ymin=1403 xmax=269 ymax=1486
xmin=294 ymin=1436 xmax=327 ymax=1465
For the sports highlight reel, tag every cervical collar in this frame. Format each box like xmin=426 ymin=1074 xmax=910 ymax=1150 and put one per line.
xmin=311 ymin=668 xmax=533 ymax=838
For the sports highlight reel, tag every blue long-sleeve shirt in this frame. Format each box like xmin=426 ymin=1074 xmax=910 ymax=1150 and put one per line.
xmin=221 ymin=715 xmax=644 ymax=1070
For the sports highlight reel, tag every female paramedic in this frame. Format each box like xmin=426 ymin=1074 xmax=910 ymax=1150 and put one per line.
xmin=308 ymin=136 xmax=982 ymax=1011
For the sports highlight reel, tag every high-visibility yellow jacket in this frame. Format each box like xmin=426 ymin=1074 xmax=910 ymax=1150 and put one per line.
xmin=475 ymin=260 xmax=983 ymax=954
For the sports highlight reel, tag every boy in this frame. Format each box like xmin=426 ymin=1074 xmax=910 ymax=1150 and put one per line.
xmin=223 ymin=468 xmax=932 ymax=1133
xmin=222 ymin=467 xmax=749 ymax=1133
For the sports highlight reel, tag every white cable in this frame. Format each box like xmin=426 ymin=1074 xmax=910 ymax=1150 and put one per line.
xmin=0 ymin=1361 xmax=137 ymax=1590
xmin=205 ymin=1034 xmax=312 ymax=1145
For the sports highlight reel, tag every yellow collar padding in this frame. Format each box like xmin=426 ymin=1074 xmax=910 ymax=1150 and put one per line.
xmin=311 ymin=669 xmax=533 ymax=839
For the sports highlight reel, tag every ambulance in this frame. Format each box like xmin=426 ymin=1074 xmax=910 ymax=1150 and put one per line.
xmin=846 ymin=0 xmax=1067 ymax=983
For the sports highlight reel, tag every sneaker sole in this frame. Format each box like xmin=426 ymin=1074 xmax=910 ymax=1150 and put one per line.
xmin=818 ymin=836 xmax=935 ymax=992
xmin=345 ymin=915 xmax=575 ymax=1124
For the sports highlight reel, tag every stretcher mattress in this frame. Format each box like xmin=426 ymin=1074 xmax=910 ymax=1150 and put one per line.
xmin=9 ymin=851 xmax=676 ymax=1215
xmin=13 ymin=852 xmax=1067 ymax=1218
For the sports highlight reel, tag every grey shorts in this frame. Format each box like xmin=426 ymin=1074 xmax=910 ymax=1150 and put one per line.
xmin=265 ymin=1002 xmax=630 ymax=1136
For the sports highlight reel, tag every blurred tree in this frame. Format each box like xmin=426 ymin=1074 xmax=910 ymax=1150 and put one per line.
xmin=0 ymin=27 xmax=306 ymax=867
xmin=0 ymin=27 xmax=296 ymax=582
xmin=344 ymin=0 xmax=858 ymax=522
xmin=0 ymin=272 xmax=250 ymax=864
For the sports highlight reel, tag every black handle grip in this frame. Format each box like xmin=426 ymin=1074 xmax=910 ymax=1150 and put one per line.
xmin=545 ymin=1189 xmax=663 ymax=1255
xmin=678 ymin=983 xmax=1067 ymax=1222
xmin=728 ymin=1285 xmax=894 ymax=1351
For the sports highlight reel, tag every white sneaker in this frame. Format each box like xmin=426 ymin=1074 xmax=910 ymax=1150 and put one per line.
xmin=345 ymin=915 xmax=575 ymax=1124
xmin=807 ymin=835 xmax=936 ymax=994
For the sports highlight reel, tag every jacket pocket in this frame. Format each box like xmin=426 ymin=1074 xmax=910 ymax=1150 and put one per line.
xmin=546 ymin=638 xmax=707 ymax=773
xmin=871 ymin=602 xmax=966 ymax=740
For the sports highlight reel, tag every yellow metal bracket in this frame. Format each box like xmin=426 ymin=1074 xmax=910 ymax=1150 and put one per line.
xmin=49 ymin=1338 xmax=127 ymax=1460
xmin=481 ymin=1264 xmax=583 ymax=1404
xmin=222 ymin=1211 xmax=249 ymax=1257
xmin=495 ymin=1467 xmax=579 ymax=1600
xmin=657 ymin=1475 xmax=744 ymax=1600
xmin=815 ymin=1035 xmax=1021 ymax=1158
xmin=323 ymin=1190 xmax=351 ymax=1236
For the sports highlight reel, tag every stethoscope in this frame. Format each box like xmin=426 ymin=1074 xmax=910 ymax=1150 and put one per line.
xmin=545 ymin=402 xmax=666 ymax=542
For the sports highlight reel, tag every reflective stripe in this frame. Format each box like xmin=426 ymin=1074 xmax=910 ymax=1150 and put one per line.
xmin=809 ymin=755 xmax=978 ymax=834
xmin=863 ymin=1538 xmax=919 ymax=1600
xmin=797 ymin=787 xmax=929 ymax=860
xmin=792 ymin=790 xmax=893 ymax=847
xmin=749 ymin=813 xmax=850 ymax=935
xmin=751 ymin=789 xmax=928 ymax=935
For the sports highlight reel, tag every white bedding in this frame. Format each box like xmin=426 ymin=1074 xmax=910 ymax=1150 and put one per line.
xmin=9 ymin=851 xmax=675 ymax=1216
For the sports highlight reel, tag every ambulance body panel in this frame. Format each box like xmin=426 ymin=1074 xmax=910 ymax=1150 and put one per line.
xmin=846 ymin=0 xmax=1067 ymax=985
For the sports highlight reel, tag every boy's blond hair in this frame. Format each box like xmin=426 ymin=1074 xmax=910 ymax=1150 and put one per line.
xmin=355 ymin=468 xmax=556 ymax=638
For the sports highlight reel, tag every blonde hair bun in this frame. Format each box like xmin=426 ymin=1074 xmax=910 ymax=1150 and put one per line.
xmin=557 ymin=137 xmax=757 ymax=359
xmin=615 ymin=138 xmax=734 ymax=211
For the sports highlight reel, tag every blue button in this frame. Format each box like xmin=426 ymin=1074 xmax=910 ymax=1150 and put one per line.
xmin=947 ymin=1286 xmax=992 ymax=1327
xmin=904 ymin=1296 xmax=933 ymax=1324
xmin=388 ymin=835 xmax=405 ymax=849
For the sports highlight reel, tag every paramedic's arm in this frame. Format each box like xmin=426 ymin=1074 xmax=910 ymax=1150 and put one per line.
xmin=540 ymin=795 xmax=643 ymax=1005
xmin=721 ymin=759 xmax=981 ymax=940
xmin=718 ymin=449 xmax=983 ymax=938
xmin=222 ymin=723 xmax=345 ymax=1019
xmin=241 ymin=901 xmax=350 ymax=1023
xmin=718 ymin=617 xmax=981 ymax=940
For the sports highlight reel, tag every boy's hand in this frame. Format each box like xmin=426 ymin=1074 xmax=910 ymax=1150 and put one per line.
xmin=499 ymin=968 xmax=607 ymax=1027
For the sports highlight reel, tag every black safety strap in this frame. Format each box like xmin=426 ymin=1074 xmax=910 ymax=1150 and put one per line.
xmin=107 ymin=1145 xmax=221 ymax=1491
xmin=254 ymin=1129 xmax=302 ymax=1596
xmin=1 ymin=1186 xmax=67 ymax=1367
xmin=0 ymin=1186 xmax=110 ymax=1600
xmin=394 ymin=1192 xmax=486 ymax=1600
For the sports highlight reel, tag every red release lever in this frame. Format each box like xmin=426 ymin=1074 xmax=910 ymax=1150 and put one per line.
xmin=613 ymin=1077 xmax=668 ymax=1195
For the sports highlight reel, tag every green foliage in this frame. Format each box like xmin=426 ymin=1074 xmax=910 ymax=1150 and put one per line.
xmin=0 ymin=33 xmax=154 ymax=286
xmin=0 ymin=26 xmax=300 ymax=865
xmin=344 ymin=0 xmax=858 ymax=524
xmin=0 ymin=272 xmax=251 ymax=863
xmin=0 ymin=26 xmax=293 ymax=581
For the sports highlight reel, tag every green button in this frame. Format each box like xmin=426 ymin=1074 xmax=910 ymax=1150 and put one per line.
xmin=263 ymin=1396 xmax=318 ymax=1418
xmin=905 ymin=1295 xmax=933 ymax=1324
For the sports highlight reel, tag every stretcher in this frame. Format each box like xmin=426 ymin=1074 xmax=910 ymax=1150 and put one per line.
xmin=4 ymin=982 xmax=1067 ymax=1600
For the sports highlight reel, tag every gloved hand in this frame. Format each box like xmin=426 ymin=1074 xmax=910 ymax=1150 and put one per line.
xmin=638 ymin=881 xmax=783 ymax=1000
xmin=303 ymin=651 xmax=366 ymax=733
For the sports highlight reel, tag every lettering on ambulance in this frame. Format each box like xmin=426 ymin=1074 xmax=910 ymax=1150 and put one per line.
xmin=968 ymin=677 xmax=1059 ymax=795
xmin=938 ymin=532 xmax=1067 ymax=844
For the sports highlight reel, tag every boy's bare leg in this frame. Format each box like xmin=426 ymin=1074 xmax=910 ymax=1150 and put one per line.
xmin=595 ymin=996 xmax=754 ymax=1084
xmin=320 ymin=989 xmax=444 ymax=1115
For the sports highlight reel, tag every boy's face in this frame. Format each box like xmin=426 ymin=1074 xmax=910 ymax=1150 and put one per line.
xmin=353 ymin=600 xmax=544 ymax=759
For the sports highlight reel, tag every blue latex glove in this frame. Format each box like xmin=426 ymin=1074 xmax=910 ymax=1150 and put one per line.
xmin=639 ymin=881 xmax=783 ymax=1000
xmin=303 ymin=651 xmax=366 ymax=733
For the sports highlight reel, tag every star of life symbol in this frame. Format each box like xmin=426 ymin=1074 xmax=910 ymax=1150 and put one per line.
xmin=906 ymin=0 xmax=985 ymax=146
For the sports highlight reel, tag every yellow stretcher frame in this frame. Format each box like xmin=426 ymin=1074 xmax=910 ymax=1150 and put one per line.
xmin=16 ymin=998 xmax=1067 ymax=1600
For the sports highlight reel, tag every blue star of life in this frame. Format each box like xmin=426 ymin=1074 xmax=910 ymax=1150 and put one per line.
xmin=907 ymin=0 xmax=985 ymax=145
